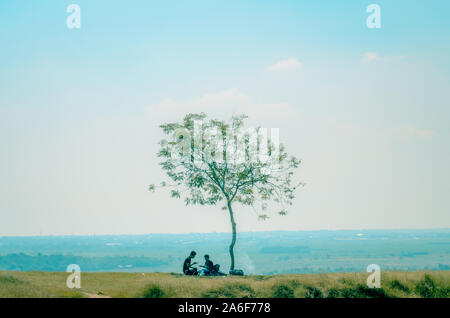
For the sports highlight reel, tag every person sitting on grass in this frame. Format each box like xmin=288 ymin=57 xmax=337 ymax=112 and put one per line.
xmin=200 ymin=254 xmax=214 ymax=275
xmin=183 ymin=251 xmax=198 ymax=275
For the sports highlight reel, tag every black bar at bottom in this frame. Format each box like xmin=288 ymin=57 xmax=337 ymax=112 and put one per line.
xmin=0 ymin=298 xmax=447 ymax=316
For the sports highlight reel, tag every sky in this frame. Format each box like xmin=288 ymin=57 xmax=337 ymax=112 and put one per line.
xmin=0 ymin=0 xmax=449 ymax=236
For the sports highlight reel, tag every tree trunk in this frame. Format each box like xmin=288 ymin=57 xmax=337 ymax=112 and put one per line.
xmin=227 ymin=200 xmax=237 ymax=272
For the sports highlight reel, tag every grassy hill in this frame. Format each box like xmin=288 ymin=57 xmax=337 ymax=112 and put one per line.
xmin=0 ymin=270 xmax=448 ymax=298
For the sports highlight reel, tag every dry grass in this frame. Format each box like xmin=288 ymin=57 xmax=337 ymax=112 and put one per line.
xmin=0 ymin=270 xmax=448 ymax=298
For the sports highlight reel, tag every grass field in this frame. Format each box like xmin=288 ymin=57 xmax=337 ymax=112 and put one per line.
xmin=0 ymin=270 xmax=448 ymax=298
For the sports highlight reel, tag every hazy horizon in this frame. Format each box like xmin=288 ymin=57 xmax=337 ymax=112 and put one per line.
xmin=1 ymin=229 xmax=448 ymax=274
xmin=1 ymin=228 xmax=450 ymax=238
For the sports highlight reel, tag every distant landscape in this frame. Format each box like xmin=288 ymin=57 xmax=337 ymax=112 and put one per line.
xmin=1 ymin=229 xmax=449 ymax=275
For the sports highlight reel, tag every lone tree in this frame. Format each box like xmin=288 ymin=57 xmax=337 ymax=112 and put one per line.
xmin=149 ymin=113 xmax=302 ymax=272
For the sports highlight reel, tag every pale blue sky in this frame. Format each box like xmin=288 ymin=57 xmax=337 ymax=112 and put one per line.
xmin=1 ymin=1 xmax=449 ymax=235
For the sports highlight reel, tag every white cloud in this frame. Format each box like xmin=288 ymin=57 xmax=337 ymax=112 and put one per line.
xmin=268 ymin=58 xmax=303 ymax=71
xmin=362 ymin=52 xmax=404 ymax=63
xmin=362 ymin=51 xmax=379 ymax=63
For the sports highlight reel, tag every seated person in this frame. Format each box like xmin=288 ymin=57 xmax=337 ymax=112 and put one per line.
xmin=213 ymin=264 xmax=226 ymax=276
xmin=183 ymin=251 xmax=198 ymax=275
xmin=201 ymin=254 xmax=214 ymax=275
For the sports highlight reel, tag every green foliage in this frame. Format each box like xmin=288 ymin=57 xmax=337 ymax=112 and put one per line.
xmin=326 ymin=285 xmax=390 ymax=298
xmin=326 ymin=288 xmax=341 ymax=298
xmin=340 ymin=284 xmax=390 ymax=298
xmin=438 ymin=287 xmax=449 ymax=297
xmin=271 ymin=283 xmax=295 ymax=298
xmin=0 ymin=274 xmax=23 ymax=285
xmin=142 ymin=284 xmax=165 ymax=298
xmin=389 ymin=279 xmax=409 ymax=293
xmin=0 ymin=273 xmax=54 ymax=297
xmin=415 ymin=274 xmax=445 ymax=298
xmin=151 ymin=113 xmax=301 ymax=216
xmin=305 ymin=286 xmax=324 ymax=298
xmin=202 ymin=283 xmax=255 ymax=298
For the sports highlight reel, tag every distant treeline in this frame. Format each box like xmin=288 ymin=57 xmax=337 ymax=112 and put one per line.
xmin=0 ymin=253 xmax=168 ymax=271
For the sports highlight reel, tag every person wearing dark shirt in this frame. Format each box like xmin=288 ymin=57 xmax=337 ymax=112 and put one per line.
xmin=183 ymin=251 xmax=197 ymax=275
xmin=202 ymin=254 xmax=214 ymax=275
